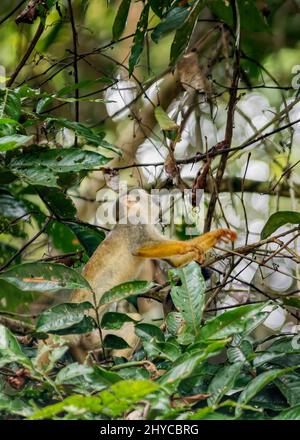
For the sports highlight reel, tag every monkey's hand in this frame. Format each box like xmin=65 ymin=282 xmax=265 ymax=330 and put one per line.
xmin=134 ymin=228 xmax=237 ymax=267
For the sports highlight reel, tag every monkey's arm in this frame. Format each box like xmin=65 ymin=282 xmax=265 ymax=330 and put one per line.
xmin=134 ymin=228 xmax=237 ymax=267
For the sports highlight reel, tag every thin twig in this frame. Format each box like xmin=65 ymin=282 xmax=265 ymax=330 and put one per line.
xmin=7 ymin=19 xmax=45 ymax=87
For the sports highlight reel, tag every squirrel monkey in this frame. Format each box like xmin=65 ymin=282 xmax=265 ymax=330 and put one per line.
xmin=38 ymin=190 xmax=237 ymax=365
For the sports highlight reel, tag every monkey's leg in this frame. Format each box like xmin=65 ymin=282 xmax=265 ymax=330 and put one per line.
xmin=167 ymin=252 xmax=198 ymax=267
xmin=134 ymin=228 xmax=237 ymax=266
xmin=134 ymin=240 xmax=196 ymax=259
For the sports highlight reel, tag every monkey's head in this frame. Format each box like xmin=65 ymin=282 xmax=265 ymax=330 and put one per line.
xmin=117 ymin=188 xmax=160 ymax=226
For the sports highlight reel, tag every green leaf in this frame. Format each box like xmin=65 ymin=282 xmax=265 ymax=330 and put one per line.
xmin=46 ymin=220 xmax=81 ymax=253
xmin=88 ymin=365 xmax=122 ymax=388
xmin=159 ymin=340 xmax=227 ymax=386
xmin=274 ymin=405 xmax=300 ymax=420
xmin=47 ymin=118 xmax=120 ymax=154
xmin=36 ymin=96 xmax=53 ymax=114
xmin=112 ymin=0 xmax=131 ymax=41
xmin=0 ymin=262 xmax=91 ymax=292
xmin=165 ymin=311 xmax=184 ymax=335
xmin=149 ymin=0 xmax=171 ymax=18
xmin=154 ymin=106 xmax=179 ymax=131
xmin=199 ymin=303 xmax=273 ymax=340
xmin=0 ymin=324 xmax=32 ymax=368
xmin=267 ymin=335 xmax=300 ymax=354
xmin=30 ymin=379 xmax=158 ymax=419
xmin=8 ymin=148 xmax=111 ymax=187
xmin=99 ymin=280 xmax=155 ymax=306
xmin=170 ymin=0 xmax=204 ymax=65
xmin=0 ymin=134 xmax=33 ymax=151
xmin=208 ymin=0 xmax=268 ymax=32
xmin=169 ymin=262 xmax=206 ymax=334
xmin=38 ymin=187 xmax=76 ymax=219
xmin=101 ymin=312 xmax=139 ymax=330
xmin=152 ymin=7 xmax=190 ymax=43
xmin=0 ymin=192 xmax=27 ymax=219
xmin=143 ymin=340 xmax=181 ymax=362
xmin=135 ymin=322 xmax=164 ymax=341
xmin=208 ymin=362 xmax=244 ymax=405
xmin=0 ymin=243 xmax=20 ymax=266
xmin=261 ymin=211 xmax=300 ymax=239
xmin=103 ymin=334 xmax=130 ymax=350
xmin=55 ymin=363 xmax=93 ymax=385
xmin=66 ymin=222 xmax=105 ymax=256
xmin=36 ymin=302 xmax=93 ymax=333
xmin=235 ymin=368 xmax=295 ymax=417
xmin=128 ymin=4 xmax=150 ymax=76
xmin=227 ymin=344 xmax=250 ymax=366
xmin=0 ymin=90 xmax=21 ymax=121
xmin=0 ymin=394 xmax=33 ymax=417
xmin=282 ymin=296 xmax=300 ymax=310
xmin=275 ymin=372 xmax=300 ymax=406
xmin=54 ymin=316 xmax=96 ymax=335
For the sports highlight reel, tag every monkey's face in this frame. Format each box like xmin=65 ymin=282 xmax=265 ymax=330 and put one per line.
xmin=118 ymin=189 xmax=160 ymax=225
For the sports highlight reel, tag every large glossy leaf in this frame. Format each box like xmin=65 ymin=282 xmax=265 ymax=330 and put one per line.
xmin=274 ymin=405 xmax=300 ymax=420
xmin=55 ymin=363 xmax=122 ymax=393
xmin=9 ymin=148 xmax=110 ymax=182
xmin=89 ymin=366 xmax=122 ymax=387
xmin=36 ymin=301 xmax=93 ymax=333
xmin=159 ymin=340 xmax=227 ymax=386
xmin=0 ymin=324 xmax=32 ymax=368
xmin=103 ymin=334 xmax=130 ymax=350
xmin=199 ymin=303 xmax=273 ymax=340
xmin=101 ymin=312 xmax=139 ymax=330
xmin=0 ymin=262 xmax=91 ymax=292
xmin=99 ymin=280 xmax=154 ymax=306
xmin=151 ymin=6 xmax=190 ymax=43
xmin=261 ymin=211 xmax=300 ymax=239
xmin=66 ymin=222 xmax=105 ymax=256
xmin=135 ymin=322 xmax=164 ymax=341
xmin=170 ymin=0 xmax=204 ymax=65
xmin=53 ymin=316 xmax=96 ymax=335
xmin=46 ymin=220 xmax=81 ymax=253
xmin=55 ymin=363 xmax=93 ymax=385
xmin=0 ymin=134 xmax=32 ymax=151
xmin=208 ymin=362 xmax=244 ymax=406
xmin=235 ymin=368 xmax=295 ymax=417
xmin=275 ymin=373 xmax=300 ymax=406
xmin=266 ymin=335 xmax=300 ymax=354
xmin=37 ymin=187 xmax=76 ymax=219
xmin=128 ymin=4 xmax=150 ymax=75
xmin=143 ymin=340 xmax=181 ymax=362
xmin=169 ymin=262 xmax=206 ymax=335
xmin=0 ymin=90 xmax=21 ymax=121
xmin=112 ymin=0 xmax=131 ymax=41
